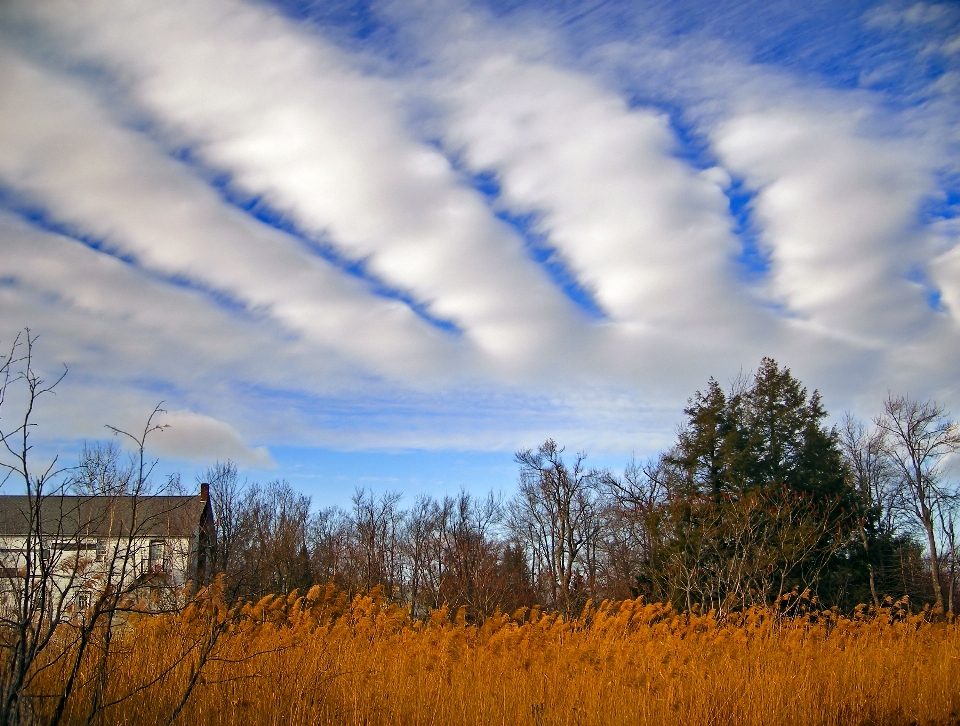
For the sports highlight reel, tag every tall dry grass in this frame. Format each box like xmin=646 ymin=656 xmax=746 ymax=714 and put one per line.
xmin=32 ymin=586 xmax=960 ymax=726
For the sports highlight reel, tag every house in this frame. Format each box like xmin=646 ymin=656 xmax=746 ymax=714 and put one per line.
xmin=0 ymin=483 xmax=215 ymax=613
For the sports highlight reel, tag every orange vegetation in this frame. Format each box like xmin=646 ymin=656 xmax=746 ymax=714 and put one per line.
xmin=38 ymin=586 xmax=960 ymax=726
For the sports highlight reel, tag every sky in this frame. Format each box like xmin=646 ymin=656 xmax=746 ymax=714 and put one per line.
xmin=0 ymin=0 xmax=958 ymax=508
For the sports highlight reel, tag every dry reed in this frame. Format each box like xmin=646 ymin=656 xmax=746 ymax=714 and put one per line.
xmin=32 ymin=586 xmax=960 ymax=726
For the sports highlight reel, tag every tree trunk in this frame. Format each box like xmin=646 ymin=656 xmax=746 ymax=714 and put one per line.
xmin=950 ymin=555 xmax=955 ymax=619
xmin=921 ymin=511 xmax=944 ymax=612
xmin=860 ymin=529 xmax=881 ymax=609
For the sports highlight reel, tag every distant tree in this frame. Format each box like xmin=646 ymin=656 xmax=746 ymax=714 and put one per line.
xmin=69 ymin=441 xmax=133 ymax=496
xmin=498 ymin=540 xmax=537 ymax=613
xmin=671 ymin=377 xmax=736 ymax=498
xmin=876 ymin=395 xmax=960 ymax=613
xmin=745 ymin=359 xmax=847 ymax=498
xmin=936 ymin=493 xmax=960 ymax=616
xmin=401 ymin=495 xmax=439 ymax=616
xmin=838 ymin=414 xmax=902 ymax=608
xmin=350 ymin=488 xmax=403 ymax=597
xmin=599 ymin=456 xmax=675 ymax=601
xmin=397 ymin=492 xmax=514 ymax=621
xmin=310 ymin=505 xmax=354 ymax=592
xmin=230 ymin=480 xmax=314 ymax=599
xmin=671 ymin=359 xmax=848 ymax=500
xmin=630 ymin=359 xmax=861 ymax=611
xmin=204 ymin=462 xmax=241 ymax=576
xmin=510 ymin=440 xmax=604 ymax=615
xmin=437 ymin=491 xmax=504 ymax=620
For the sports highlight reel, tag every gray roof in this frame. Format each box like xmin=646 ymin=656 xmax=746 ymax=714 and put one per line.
xmin=0 ymin=494 xmax=207 ymax=538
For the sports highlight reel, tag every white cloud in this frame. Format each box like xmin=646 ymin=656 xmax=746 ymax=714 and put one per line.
xmin=8 ymin=0 xmax=586 ymax=372
xmin=0 ymin=0 xmax=957 ymax=472
xmin=147 ymin=410 xmax=274 ymax=467
xmin=713 ymin=108 xmax=934 ymax=342
xmin=395 ymin=2 xmax=957 ymax=395
xmin=439 ymin=55 xmax=759 ymax=334
xmin=0 ymin=47 xmax=457 ymax=378
xmin=930 ymin=216 xmax=960 ymax=319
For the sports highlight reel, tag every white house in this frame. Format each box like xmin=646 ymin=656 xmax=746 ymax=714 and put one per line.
xmin=0 ymin=484 xmax=215 ymax=614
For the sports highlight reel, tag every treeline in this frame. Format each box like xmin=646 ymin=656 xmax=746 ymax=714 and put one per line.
xmin=183 ymin=358 xmax=960 ymax=618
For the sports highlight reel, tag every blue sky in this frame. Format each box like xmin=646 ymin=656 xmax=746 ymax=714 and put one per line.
xmin=0 ymin=0 xmax=957 ymax=507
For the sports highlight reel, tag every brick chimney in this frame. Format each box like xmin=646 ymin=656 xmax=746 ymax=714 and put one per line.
xmin=199 ymin=482 xmax=209 ymax=502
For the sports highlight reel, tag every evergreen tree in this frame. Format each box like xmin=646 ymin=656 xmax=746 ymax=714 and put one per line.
xmin=655 ymin=358 xmax=861 ymax=611
xmin=671 ymin=358 xmax=849 ymax=501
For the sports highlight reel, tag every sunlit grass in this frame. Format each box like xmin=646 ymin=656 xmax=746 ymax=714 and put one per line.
xmin=36 ymin=586 xmax=960 ymax=726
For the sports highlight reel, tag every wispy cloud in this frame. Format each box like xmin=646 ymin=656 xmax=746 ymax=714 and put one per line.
xmin=0 ymin=0 xmax=957 ymax=475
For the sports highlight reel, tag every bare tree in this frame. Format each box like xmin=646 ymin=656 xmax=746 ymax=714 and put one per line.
xmin=203 ymin=461 xmax=245 ymax=587
xmin=0 ymin=331 xmax=215 ymax=726
xmin=69 ymin=441 xmax=133 ymax=496
xmin=876 ymin=394 xmax=960 ymax=612
xmin=599 ymin=455 xmax=676 ymax=600
xmin=414 ymin=495 xmax=454 ymax=613
xmin=236 ymin=481 xmax=314 ymax=599
xmin=936 ymin=494 xmax=960 ymax=617
xmin=839 ymin=413 xmax=900 ymax=608
xmin=350 ymin=489 xmax=403 ymax=598
xmin=402 ymin=495 xmax=441 ymax=616
xmin=309 ymin=506 xmax=354 ymax=592
xmin=510 ymin=440 xmax=603 ymax=615
xmin=0 ymin=331 xmax=68 ymax=726
xmin=437 ymin=492 xmax=504 ymax=620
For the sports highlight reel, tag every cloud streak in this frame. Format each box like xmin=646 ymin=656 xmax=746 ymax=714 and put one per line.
xmin=0 ymin=0 xmax=956 ymax=473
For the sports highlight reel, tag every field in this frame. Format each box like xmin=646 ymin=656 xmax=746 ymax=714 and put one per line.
xmin=34 ymin=587 xmax=960 ymax=726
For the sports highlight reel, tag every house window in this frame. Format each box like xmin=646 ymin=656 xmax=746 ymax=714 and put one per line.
xmin=149 ymin=540 xmax=165 ymax=572
xmin=95 ymin=539 xmax=106 ymax=562
xmin=76 ymin=592 xmax=91 ymax=610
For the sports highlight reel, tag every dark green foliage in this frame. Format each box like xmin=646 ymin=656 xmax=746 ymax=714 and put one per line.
xmin=828 ymin=532 xmax=933 ymax=611
xmin=646 ymin=359 xmax=864 ymax=612
xmin=670 ymin=358 xmax=848 ymax=501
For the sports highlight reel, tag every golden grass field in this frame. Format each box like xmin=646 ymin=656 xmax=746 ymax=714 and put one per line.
xmin=38 ymin=586 xmax=960 ymax=726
